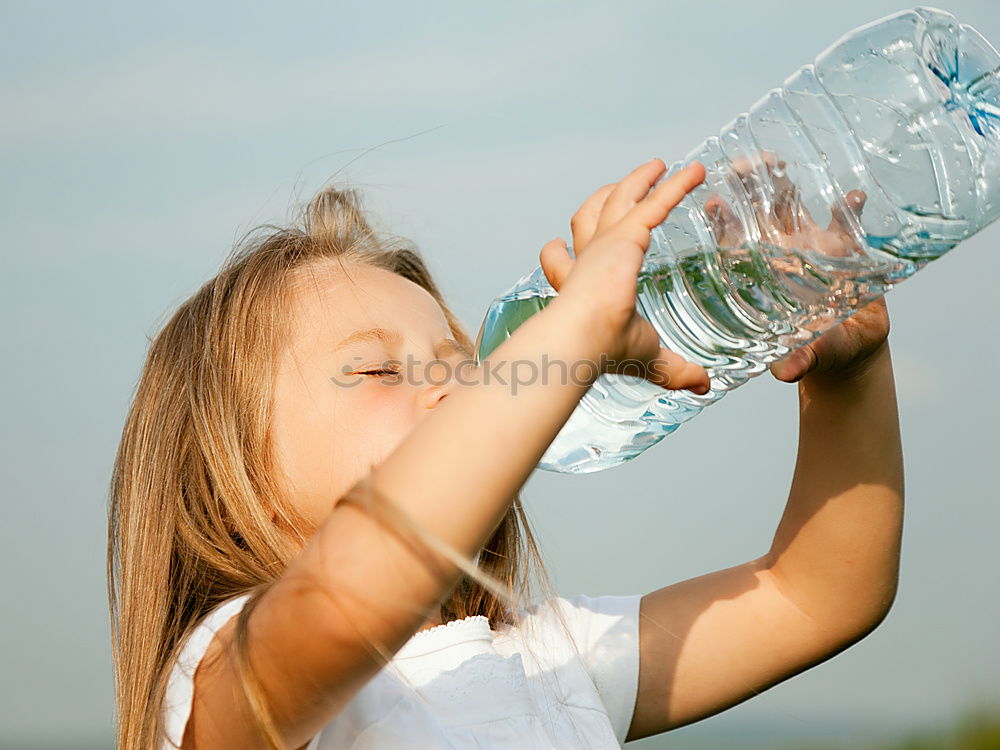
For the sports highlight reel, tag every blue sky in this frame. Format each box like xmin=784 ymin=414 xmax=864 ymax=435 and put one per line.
xmin=2 ymin=1 xmax=998 ymax=746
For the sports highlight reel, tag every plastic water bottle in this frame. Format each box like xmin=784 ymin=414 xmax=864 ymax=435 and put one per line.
xmin=474 ymin=6 xmax=1000 ymax=475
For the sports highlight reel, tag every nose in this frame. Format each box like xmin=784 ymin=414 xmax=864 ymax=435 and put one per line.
xmin=416 ymin=358 xmax=461 ymax=411
xmin=418 ymin=383 xmax=450 ymax=411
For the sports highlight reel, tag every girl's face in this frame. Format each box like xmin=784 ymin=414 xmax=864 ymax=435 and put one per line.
xmin=269 ymin=261 xmax=470 ymax=532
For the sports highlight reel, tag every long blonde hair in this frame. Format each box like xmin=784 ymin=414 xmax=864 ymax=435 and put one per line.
xmin=107 ymin=184 xmax=567 ymax=749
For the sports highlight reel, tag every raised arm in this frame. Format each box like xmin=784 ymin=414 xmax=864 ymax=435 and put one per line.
xmin=627 ymin=298 xmax=902 ymax=741
xmin=181 ymin=160 xmax=711 ymax=749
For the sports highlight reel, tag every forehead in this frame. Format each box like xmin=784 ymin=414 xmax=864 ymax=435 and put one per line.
xmin=284 ymin=261 xmax=448 ymax=342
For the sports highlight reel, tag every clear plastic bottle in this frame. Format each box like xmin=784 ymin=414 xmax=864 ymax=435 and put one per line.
xmin=474 ymin=6 xmax=1000 ymax=474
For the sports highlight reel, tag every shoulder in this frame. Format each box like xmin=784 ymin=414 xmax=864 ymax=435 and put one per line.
xmin=171 ymin=595 xmax=253 ymax=677
xmin=515 ymin=592 xmax=643 ymax=658
xmin=161 ymin=594 xmax=253 ymax=749
xmin=511 ymin=592 xmax=643 ymax=746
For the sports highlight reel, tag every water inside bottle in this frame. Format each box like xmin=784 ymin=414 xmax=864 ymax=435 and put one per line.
xmin=476 ymin=236 xmax=919 ymax=370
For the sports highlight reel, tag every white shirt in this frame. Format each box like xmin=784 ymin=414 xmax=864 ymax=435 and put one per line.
xmin=162 ymin=591 xmax=643 ymax=749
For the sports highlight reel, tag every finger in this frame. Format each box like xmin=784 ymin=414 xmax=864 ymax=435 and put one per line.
xmin=704 ymin=193 xmax=743 ymax=248
xmin=728 ymin=153 xmax=781 ymax=234
xmin=539 ymin=237 xmax=574 ymax=291
xmin=595 ymin=158 xmax=668 ymax=235
xmin=729 ymin=151 xmax=780 ymax=209
xmin=729 ymin=153 xmax=819 ymax=238
xmin=704 ymin=193 xmax=726 ymax=233
xmin=768 ymin=344 xmax=817 ymax=383
xmin=626 ymin=161 xmax=706 ymax=234
xmin=730 ymin=150 xmax=778 ymax=179
xmin=770 ymin=168 xmax=823 ymax=236
xmin=570 ymin=183 xmax=617 ymax=253
xmin=648 ymin=347 xmax=712 ymax=394
xmin=806 ymin=189 xmax=867 ymax=258
xmin=827 ymin=189 xmax=867 ymax=236
xmin=772 ymin=179 xmax=799 ymax=235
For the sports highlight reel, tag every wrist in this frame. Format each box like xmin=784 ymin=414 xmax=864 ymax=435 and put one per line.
xmin=541 ymin=295 xmax=609 ymax=371
xmin=480 ymin=294 xmax=605 ymax=394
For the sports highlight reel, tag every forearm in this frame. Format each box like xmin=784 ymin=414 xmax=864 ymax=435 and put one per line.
xmin=762 ymin=340 xmax=904 ymax=637
xmin=371 ymin=297 xmax=597 ymax=565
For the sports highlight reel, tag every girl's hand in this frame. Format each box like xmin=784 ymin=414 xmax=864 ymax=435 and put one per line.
xmin=705 ymin=150 xmax=870 ymax=259
xmin=703 ymin=150 xmax=890 ymax=384
xmin=539 ymin=158 xmax=712 ymax=395
xmin=769 ymin=295 xmax=890 ymax=384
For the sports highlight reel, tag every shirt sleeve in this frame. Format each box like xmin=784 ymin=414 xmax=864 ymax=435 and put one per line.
xmin=160 ymin=594 xmax=251 ymax=749
xmin=547 ymin=593 xmax=644 ymax=746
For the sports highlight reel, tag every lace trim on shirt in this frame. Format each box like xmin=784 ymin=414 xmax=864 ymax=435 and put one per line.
xmin=405 ymin=614 xmax=490 ymax=645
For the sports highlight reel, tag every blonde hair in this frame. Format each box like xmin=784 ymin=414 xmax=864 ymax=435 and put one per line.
xmin=107 ymin=184 xmax=574 ymax=749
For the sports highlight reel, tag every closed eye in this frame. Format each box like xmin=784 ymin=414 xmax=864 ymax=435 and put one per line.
xmin=357 ymin=368 xmax=399 ymax=376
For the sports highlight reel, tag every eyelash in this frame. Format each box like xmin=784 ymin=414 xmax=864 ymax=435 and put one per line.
xmin=357 ymin=368 xmax=399 ymax=377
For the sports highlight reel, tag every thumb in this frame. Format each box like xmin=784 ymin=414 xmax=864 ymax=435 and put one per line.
xmin=539 ymin=237 xmax=574 ymax=291
xmin=769 ymin=344 xmax=817 ymax=383
xmin=646 ymin=347 xmax=711 ymax=394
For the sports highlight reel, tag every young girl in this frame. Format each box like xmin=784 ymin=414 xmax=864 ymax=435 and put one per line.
xmin=108 ymin=157 xmax=903 ymax=749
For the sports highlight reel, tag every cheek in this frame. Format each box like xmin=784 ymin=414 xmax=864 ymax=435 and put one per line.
xmin=271 ymin=377 xmax=421 ymax=521
xmin=344 ymin=384 xmax=419 ymax=464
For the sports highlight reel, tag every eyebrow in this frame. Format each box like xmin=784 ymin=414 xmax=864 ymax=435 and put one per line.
xmin=333 ymin=326 xmax=471 ymax=357
xmin=333 ymin=327 xmax=402 ymax=351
